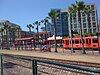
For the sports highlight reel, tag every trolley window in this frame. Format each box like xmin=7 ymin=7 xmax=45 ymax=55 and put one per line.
xmin=86 ymin=39 xmax=91 ymax=44
xmin=75 ymin=40 xmax=79 ymax=44
xmin=66 ymin=40 xmax=69 ymax=45
xmin=93 ymin=38 xmax=98 ymax=43
xmin=89 ymin=39 xmax=91 ymax=44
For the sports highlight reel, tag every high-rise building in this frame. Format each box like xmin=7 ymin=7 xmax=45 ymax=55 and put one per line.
xmin=99 ymin=18 xmax=100 ymax=32
xmin=68 ymin=4 xmax=98 ymax=35
xmin=50 ymin=4 xmax=99 ymax=37
xmin=50 ymin=9 xmax=69 ymax=36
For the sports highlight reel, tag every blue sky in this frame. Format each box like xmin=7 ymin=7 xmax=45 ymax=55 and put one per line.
xmin=0 ymin=0 xmax=100 ymax=32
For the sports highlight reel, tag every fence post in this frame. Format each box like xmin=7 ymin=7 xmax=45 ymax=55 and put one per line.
xmin=0 ymin=54 xmax=3 ymax=75
xmin=32 ymin=60 xmax=37 ymax=75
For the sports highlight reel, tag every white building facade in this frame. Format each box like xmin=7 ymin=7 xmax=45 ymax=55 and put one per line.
xmin=68 ymin=4 xmax=99 ymax=35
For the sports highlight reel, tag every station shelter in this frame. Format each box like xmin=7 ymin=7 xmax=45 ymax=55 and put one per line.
xmin=14 ymin=37 xmax=35 ymax=50
xmin=43 ymin=36 xmax=62 ymax=51
xmin=47 ymin=35 xmax=62 ymax=44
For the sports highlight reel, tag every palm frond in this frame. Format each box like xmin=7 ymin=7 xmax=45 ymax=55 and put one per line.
xmin=49 ymin=9 xmax=58 ymax=20
xmin=84 ymin=5 xmax=92 ymax=14
xmin=35 ymin=21 xmax=38 ymax=24
xmin=75 ymin=1 xmax=85 ymax=11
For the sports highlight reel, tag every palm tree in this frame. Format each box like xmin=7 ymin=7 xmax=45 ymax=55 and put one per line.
xmin=0 ymin=27 xmax=4 ymax=49
xmin=8 ymin=26 xmax=21 ymax=49
xmin=70 ymin=1 xmax=86 ymax=54
xmin=49 ymin=9 xmax=58 ymax=52
xmin=41 ymin=17 xmax=50 ymax=40
xmin=3 ymin=22 xmax=11 ymax=49
xmin=68 ymin=6 xmax=76 ymax=53
xmin=41 ymin=17 xmax=51 ymax=51
xmin=27 ymin=24 xmax=34 ymax=34
xmin=33 ymin=21 xmax=41 ymax=48
xmin=10 ymin=26 xmax=21 ymax=42
xmin=16 ymin=26 xmax=21 ymax=38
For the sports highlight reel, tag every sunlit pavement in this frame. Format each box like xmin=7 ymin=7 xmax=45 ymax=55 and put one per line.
xmin=0 ymin=48 xmax=100 ymax=64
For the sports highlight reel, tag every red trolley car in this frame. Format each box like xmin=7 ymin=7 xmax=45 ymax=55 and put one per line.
xmin=63 ymin=36 xmax=100 ymax=50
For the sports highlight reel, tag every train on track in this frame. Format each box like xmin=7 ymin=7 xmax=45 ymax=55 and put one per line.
xmin=63 ymin=36 xmax=100 ymax=50
xmin=14 ymin=36 xmax=100 ymax=50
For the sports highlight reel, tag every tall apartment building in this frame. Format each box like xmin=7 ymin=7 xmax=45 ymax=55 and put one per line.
xmin=50 ymin=4 xmax=99 ymax=37
xmin=99 ymin=19 xmax=100 ymax=32
xmin=50 ymin=9 xmax=69 ymax=36
xmin=68 ymin=4 xmax=98 ymax=35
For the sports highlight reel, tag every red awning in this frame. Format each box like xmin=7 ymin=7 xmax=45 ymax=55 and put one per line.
xmin=15 ymin=37 xmax=34 ymax=41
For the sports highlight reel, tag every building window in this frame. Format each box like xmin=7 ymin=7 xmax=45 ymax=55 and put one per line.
xmin=93 ymin=28 xmax=96 ymax=33
xmin=91 ymin=5 xmax=95 ymax=10
xmin=92 ymin=11 xmax=95 ymax=16
xmin=92 ymin=22 xmax=96 ymax=27
xmin=73 ymin=18 xmax=77 ymax=22
xmin=57 ymin=21 xmax=60 ymax=24
xmin=88 ymin=29 xmax=92 ymax=33
xmin=83 ymin=23 xmax=86 ymax=28
xmin=92 ymin=11 xmax=95 ymax=13
xmin=70 ymin=19 xmax=72 ymax=23
xmin=83 ymin=18 xmax=86 ymax=22
xmin=82 ymin=13 xmax=86 ymax=16
xmin=89 ymin=23 xmax=91 ymax=27
xmin=92 ymin=17 xmax=95 ymax=21
xmin=74 ymin=29 xmax=78 ymax=32
xmin=84 ymin=29 xmax=87 ymax=33
xmin=74 ymin=24 xmax=77 ymax=28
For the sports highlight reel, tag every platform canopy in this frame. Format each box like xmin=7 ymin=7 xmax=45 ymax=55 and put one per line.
xmin=15 ymin=37 xmax=34 ymax=41
xmin=47 ymin=35 xmax=62 ymax=40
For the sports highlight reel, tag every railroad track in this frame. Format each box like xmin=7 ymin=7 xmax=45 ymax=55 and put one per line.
xmin=3 ymin=55 xmax=100 ymax=68
xmin=3 ymin=56 xmax=100 ymax=75
xmin=3 ymin=60 xmax=94 ymax=75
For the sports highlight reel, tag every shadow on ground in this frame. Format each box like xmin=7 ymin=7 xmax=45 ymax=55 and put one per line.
xmin=3 ymin=62 xmax=14 ymax=68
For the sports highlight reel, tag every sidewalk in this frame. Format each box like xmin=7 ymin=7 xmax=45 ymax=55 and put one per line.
xmin=0 ymin=49 xmax=100 ymax=64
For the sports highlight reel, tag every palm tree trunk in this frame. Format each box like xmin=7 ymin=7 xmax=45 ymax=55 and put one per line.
xmin=69 ymin=13 xmax=74 ymax=53
xmin=33 ymin=40 xmax=36 ymax=50
xmin=54 ymin=19 xmax=57 ymax=52
xmin=6 ymin=29 xmax=10 ymax=50
xmin=37 ymin=25 xmax=39 ymax=48
xmin=29 ymin=28 xmax=31 ymax=34
xmin=78 ymin=11 xmax=86 ymax=54
xmin=44 ymin=22 xmax=47 ymax=40
xmin=45 ymin=22 xmax=51 ymax=52
xmin=1 ymin=32 xmax=3 ymax=49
